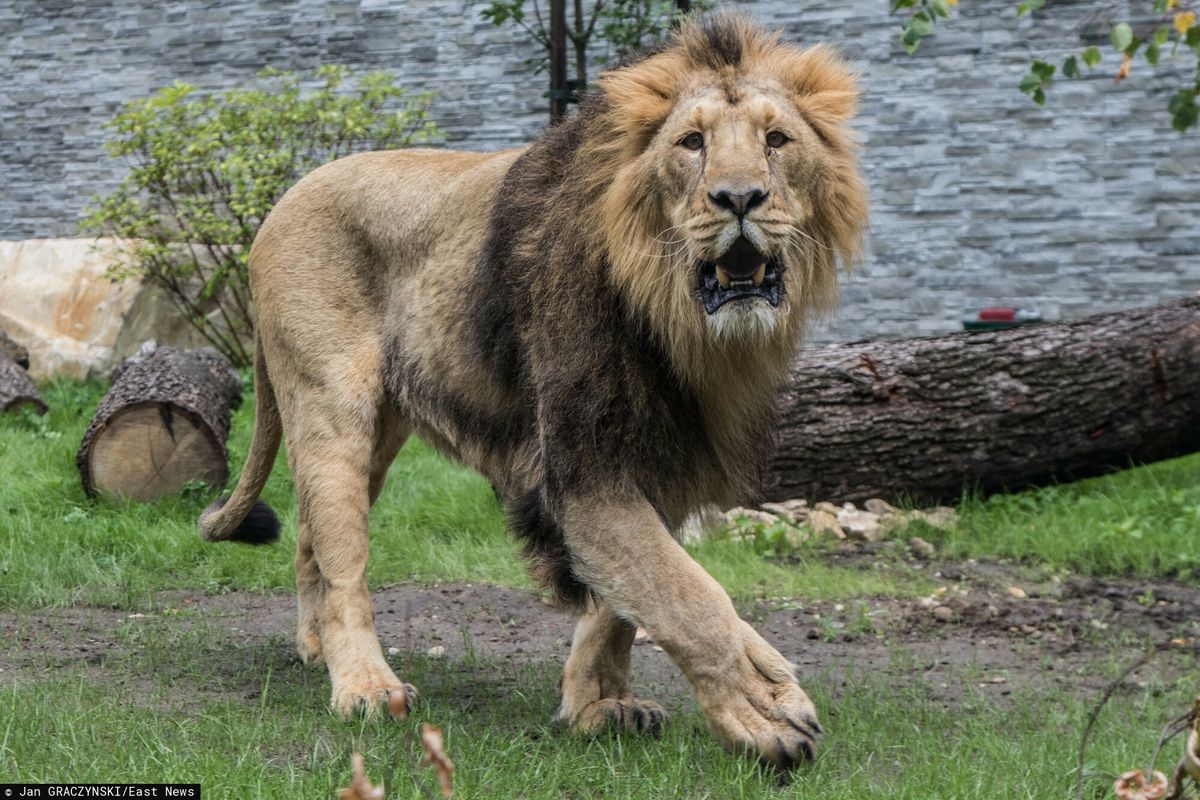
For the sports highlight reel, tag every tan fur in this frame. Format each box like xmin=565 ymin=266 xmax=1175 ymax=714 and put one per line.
xmin=198 ymin=17 xmax=865 ymax=767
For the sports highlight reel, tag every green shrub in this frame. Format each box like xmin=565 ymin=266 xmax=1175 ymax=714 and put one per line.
xmin=84 ymin=66 xmax=440 ymax=366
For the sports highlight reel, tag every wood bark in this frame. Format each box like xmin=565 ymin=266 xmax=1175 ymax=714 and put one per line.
xmin=766 ymin=297 xmax=1200 ymax=505
xmin=0 ymin=328 xmax=30 ymax=370
xmin=0 ymin=350 xmax=46 ymax=414
xmin=76 ymin=344 xmax=243 ymax=501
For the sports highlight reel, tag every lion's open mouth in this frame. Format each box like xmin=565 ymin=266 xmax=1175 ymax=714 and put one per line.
xmin=696 ymin=236 xmax=783 ymax=315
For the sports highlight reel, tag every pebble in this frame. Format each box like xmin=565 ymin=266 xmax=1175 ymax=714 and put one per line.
xmin=426 ymin=645 xmax=446 ymax=657
xmin=386 ymin=646 xmax=400 ymax=656
xmin=909 ymin=536 xmax=936 ymax=559
xmin=932 ymin=605 xmax=956 ymax=622
xmin=1006 ymin=586 xmax=1027 ymax=599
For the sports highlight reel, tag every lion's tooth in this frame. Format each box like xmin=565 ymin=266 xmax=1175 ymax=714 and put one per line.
xmin=716 ymin=266 xmax=732 ymax=288
xmin=752 ymin=263 xmax=767 ymax=286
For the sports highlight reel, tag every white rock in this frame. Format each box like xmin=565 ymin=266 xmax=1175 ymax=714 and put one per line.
xmin=838 ymin=508 xmax=884 ymax=542
xmin=807 ymin=509 xmax=845 ymax=539
xmin=426 ymin=645 xmax=446 ymax=657
xmin=0 ymin=237 xmax=204 ymax=379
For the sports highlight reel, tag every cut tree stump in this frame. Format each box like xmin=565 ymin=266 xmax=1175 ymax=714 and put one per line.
xmin=76 ymin=344 xmax=243 ymax=501
xmin=0 ymin=348 xmax=46 ymax=414
xmin=766 ymin=297 xmax=1200 ymax=505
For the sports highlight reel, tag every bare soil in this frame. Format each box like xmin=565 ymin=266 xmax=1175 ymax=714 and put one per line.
xmin=1 ymin=557 xmax=1197 ymax=716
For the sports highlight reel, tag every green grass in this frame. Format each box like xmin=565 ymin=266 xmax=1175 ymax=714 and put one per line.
xmin=918 ymin=456 xmax=1200 ymax=580
xmin=1 ymin=616 xmax=1195 ymax=799
xmin=2 ymin=379 xmax=1198 ymax=609
xmin=0 ymin=380 xmax=921 ymax=609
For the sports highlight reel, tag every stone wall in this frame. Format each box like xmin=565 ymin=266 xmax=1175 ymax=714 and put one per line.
xmin=3 ymin=0 xmax=1198 ymax=341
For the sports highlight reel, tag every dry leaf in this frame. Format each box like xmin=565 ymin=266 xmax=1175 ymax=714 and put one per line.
xmin=420 ymin=723 xmax=455 ymax=799
xmin=1115 ymin=54 xmax=1133 ymax=85
xmin=340 ymin=753 xmax=385 ymax=800
xmin=1114 ymin=769 xmax=1168 ymax=800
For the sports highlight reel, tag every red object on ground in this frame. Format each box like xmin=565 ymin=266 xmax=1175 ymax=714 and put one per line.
xmin=979 ymin=307 xmax=1017 ymax=322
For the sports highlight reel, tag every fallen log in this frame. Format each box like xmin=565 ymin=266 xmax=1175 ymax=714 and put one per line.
xmin=766 ymin=297 xmax=1200 ymax=505
xmin=0 ymin=348 xmax=46 ymax=414
xmin=76 ymin=343 xmax=243 ymax=501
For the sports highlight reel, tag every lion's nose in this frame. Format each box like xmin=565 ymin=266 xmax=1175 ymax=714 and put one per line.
xmin=709 ymin=188 xmax=767 ymax=217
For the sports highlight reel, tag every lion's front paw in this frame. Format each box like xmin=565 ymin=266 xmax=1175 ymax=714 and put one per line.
xmin=697 ymin=625 xmax=821 ymax=770
xmin=330 ymin=662 xmax=418 ymax=720
xmin=557 ymin=697 xmax=667 ymax=738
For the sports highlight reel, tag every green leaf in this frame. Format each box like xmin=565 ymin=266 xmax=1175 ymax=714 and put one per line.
xmin=911 ymin=10 xmax=935 ymax=36
xmin=930 ymin=0 xmax=952 ymax=18
xmin=1018 ymin=2 xmax=1030 ymax=16
xmin=1187 ymin=27 xmax=1200 ymax=49
xmin=1153 ymin=25 xmax=1171 ymax=45
xmin=1145 ymin=41 xmax=1161 ymax=65
xmin=1019 ymin=72 xmax=1041 ymax=93
xmin=1062 ymin=55 xmax=1080 ymax=78
xmin=1018 ymin=0 xmax=1044 ymax=15
xmin=1033 ymin=87 xmax=1046 ymax=106
xmin=1082 ymin=46 xmax=1102 ymax=68
xmin=1111 ymin=22 xmax=1133 ymax=53
xmin=1031 ymin=59 xmax=1055 ymax=82
xmin=891 ymin=0 xmax=918 ymax=8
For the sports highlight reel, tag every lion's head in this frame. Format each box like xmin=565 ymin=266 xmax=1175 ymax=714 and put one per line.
xmin=574 ymin=16 xmax=868 ymax=381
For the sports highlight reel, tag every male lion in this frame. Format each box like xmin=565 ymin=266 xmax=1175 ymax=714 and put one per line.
xmin=198 ymin=16 xmax=867 ymax=769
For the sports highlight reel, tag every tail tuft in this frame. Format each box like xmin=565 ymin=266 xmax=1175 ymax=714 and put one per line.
xmin=199 ymin=496 xmax=281 ymax=545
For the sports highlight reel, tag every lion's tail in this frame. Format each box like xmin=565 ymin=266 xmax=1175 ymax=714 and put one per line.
xmin=197 ymin=335 xmax=282 ymax=544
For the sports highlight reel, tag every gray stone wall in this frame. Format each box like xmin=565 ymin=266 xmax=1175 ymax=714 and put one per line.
xmin=3 ymin=0 xmax=1198 ymax=340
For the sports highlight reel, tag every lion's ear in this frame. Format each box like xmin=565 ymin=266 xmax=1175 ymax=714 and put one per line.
xmin=774 ymin=44 xmax=860 ymax=124
xmin=597 ymin=53 xmax=685 ymax=138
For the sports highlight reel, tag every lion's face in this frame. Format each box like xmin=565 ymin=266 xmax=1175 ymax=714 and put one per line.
xmin=593 ymin=18 xmax=868 ymax=367
xmin=658 ymin=84 xmax=835 ymax=337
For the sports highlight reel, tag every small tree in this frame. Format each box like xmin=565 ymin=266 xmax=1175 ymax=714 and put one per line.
xmin=84 ymin=66 xmax=439 ymax=366
xmin=892 ymin=0 xmax=1200 ymax=131
xmin=481 ymin=0 xmax=706 ymax=120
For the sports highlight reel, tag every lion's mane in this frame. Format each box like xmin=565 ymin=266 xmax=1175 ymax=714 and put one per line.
xmin=466 ymin=16 xmax=868 ymax=604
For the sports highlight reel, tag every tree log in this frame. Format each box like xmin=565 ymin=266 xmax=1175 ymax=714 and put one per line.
xmin=76 ymin=344 xmax=243 ymax=501
xmin=766 ymin=297 xmax=1200 ymax=505
xmin=0 ymin=328 xmax=30 ymax=370
xmin=0 ymin=350 xmax=46 ymax=414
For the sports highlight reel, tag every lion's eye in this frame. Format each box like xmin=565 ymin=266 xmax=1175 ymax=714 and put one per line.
xmin=765 ymin=130 xmax=789 ymax=148
xmin=680 ymin=132 xmax=704 ymax=151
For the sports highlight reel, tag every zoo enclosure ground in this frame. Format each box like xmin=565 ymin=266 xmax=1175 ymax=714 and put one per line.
xmin=0 ymin=380 xmax=1198 ymax=798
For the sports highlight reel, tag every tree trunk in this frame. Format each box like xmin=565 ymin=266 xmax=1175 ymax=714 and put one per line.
xmin=766 ymin=297 xmax=1200 ymax=505
xmin=0 ymin=328 xmax=30 ymax=370
xmin=0 ymin=350 xmax=46 ymax=415
xmin=76 ymin=343 xmax=243 ymax=501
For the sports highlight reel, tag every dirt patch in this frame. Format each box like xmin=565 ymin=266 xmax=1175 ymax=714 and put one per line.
xmin=1 ymin=558 xmax=1197 ymax=715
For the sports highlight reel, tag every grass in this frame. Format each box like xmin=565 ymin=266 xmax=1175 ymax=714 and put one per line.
xmin=1 ymin=614 xmax=1196 ymax=799
xmin=2 ymin=379 xmax=1197 ymax=610
xmin=0 ymin=379 xmax=921 ymax=609
xmin=3 ymin=378 xmax=1200 ymax=798
xmin=919 ymin=456 xmax=1200 ymax=580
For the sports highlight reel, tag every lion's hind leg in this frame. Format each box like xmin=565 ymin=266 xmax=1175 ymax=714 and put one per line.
xmin=555 ymin=599 xmax=666 ymax=737
xmin=279 ymin=365 xmax=416 ymax=718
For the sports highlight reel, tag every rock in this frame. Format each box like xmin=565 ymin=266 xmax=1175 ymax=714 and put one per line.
xmin=932 ymin=605 xmax=956 ymax=622
xmin=725 ymin=507 xmax=779 ymax=527
xmin=426 ymin=645 xmax=446 ymax=657
xmin=864 ymin=498 xmax=897 ymax=516
xmin=386 ymin=646 xmax=400 ymax=656
xmin=0 ymin=237 xmax=204 ymax=380
xmin=760 ymin=501 xmax=809 ymax=524
xmin=676 ymin=504 xmax=727 ymax=544
xmin=813 ymin=501 xmax=841 ymax=515
xmin=923 ymin=506 xmax=959 ymax=530
xmin=806 ymin=509 xmax=845 ymax=539
xmin=1006 ymin=586 xmax=1027 ymax=599
xmin=837 ymin=508 xmax=884 ymax=542
xmin=908 ymin=536 xmax=937 ymax=559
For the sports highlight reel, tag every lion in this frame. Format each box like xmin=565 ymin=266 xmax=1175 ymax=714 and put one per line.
xmin=197 ymin=15 xmax=867 ymax=769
